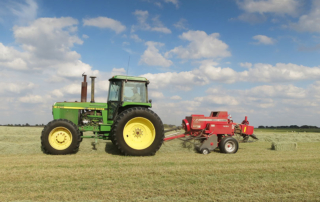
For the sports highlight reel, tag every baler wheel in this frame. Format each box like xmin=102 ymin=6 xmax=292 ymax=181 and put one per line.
xmin=201 ymin=148 xmax=210 ymax=155
xmin=41 ymin=119 xmax=81 ymax=155
xmin=111 ymin=107 xmax=164 ymax=156
xmin=219 ymin=136 xmax=239 ymax=154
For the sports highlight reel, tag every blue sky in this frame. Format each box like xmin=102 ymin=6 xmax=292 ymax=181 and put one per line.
xmin=1 ymin=0 xmax=320 ymax=127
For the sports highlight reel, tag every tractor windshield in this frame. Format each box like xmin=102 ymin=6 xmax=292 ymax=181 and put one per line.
xmin=123 ymin=81 xmax=147 ymax=103
xmin=108 ymin=81 xmax=122 ymax=101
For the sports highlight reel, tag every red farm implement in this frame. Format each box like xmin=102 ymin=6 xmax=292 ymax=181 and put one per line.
xmin=164 ymin=111 xmax=258 ymax=154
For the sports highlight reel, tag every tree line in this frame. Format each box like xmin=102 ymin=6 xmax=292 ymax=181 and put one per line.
xmin=258 ymin=125 xmax=318 ymax=129
xmin=0 ymin=124 xmax=45 ymax=127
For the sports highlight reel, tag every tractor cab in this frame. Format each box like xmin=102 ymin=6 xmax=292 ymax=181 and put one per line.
xmin=107 ymin=75 xmax=151 ymax=120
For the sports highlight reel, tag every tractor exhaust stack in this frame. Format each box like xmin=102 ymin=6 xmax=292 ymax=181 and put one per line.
xmin=90 ymin=76 xmax=96 ymax=103
xmin=81 ymin=73 xmax=87 ymax=102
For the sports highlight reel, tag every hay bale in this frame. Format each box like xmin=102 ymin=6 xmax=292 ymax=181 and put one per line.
xmin=271 ymin=142 xmax=297 ymax=151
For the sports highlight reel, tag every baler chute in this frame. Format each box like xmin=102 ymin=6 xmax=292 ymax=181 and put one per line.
xmin=164 ymin=111 xmax=257 ymax=154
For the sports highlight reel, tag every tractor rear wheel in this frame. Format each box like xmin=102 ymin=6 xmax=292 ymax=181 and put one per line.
xmin=112 ymin=107 xmax=164 ymax=156
xmin=41 ymin=119 xmax=81 ymax=155
xmin=219 ymin=136 xmax=238 ymax=154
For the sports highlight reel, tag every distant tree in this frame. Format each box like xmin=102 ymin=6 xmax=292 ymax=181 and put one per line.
xmin=258 ymin=125 xmax=265 ymax=128
xmin=25 ymin=123 xmax=30 ymax=127
xmin=301 ymin=125 xmax=310 ymax=128
xmin=289 ymin=125 xmax=299 ymax=128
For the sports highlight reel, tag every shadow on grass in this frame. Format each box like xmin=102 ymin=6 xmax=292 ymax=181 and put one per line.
xmin=104 ymin=142 xmax=122 ymax=155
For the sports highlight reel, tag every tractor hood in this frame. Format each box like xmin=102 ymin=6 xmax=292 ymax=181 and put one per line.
xmin=53 ymin=102 xmax=108 ymax=110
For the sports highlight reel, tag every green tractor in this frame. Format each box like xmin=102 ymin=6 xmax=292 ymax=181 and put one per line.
xmin=41 ymin=75 xmax=164 ymax=156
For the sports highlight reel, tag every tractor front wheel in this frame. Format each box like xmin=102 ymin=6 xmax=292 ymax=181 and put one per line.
xmin=219 ymin=136 xmax=238 ymax=154
xmin=112 ymin=107 xmax=164 ymax=156
xmin=41 ymin=119 xmax=81 ymax=155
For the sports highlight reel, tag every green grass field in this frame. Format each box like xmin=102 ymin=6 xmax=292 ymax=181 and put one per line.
xmin=0 ymin=127 xmax=320 ymax=201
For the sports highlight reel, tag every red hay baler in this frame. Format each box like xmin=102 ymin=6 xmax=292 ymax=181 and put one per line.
xmin=164 ymin=111 xmax=257 ymax=154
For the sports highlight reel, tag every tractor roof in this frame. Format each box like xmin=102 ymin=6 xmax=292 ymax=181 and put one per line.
xmin=109 ymin=75 xmax=148 ymax=82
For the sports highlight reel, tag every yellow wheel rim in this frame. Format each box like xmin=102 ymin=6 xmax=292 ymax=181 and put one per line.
xmin=123 ymin=117 xmax=155 ymax=150
xmin=48 ymin=127 xmax=73 ymax=150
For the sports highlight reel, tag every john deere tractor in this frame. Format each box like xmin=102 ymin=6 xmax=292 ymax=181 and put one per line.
xmin=41 ymin=75 xmax=164 ymax=156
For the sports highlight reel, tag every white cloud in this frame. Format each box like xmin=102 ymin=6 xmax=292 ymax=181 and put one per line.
xmin=164 ymin=0 xmax=179 ymax=8
xmin=82 ymin=34 xmax=89 ymax=39
xmin=289 ymin=1 xmax=320 ymax=33
xmin=235 ymin=13 xmax=267 ymax=24
xmin=13 ymin=17 xmax=83 ymax=66
xmin=240 ymin=62 xmax=252 ymax=68
xmin=237 ymin=0 xmax=300 ymax=16
xmin=19 ymin=95 xmax=45 ymax=103
xmin=132 ymin=10 xmax=171 ymax=34
xmin=252 ymin=35 xmax=276 ymax=45
xmin=130 ymin=34 xmax=143 ymax=42
xmin=165 ymin=30 xmax=231 ymax=59
xmin=244 ymin=63 xmax=320 ymax=82
xmin=154 ymin=2 xmax=162 ymax=8
xmin=151 ymin=16 xmax=172 ymax=34
xmin=56 ymin=60 xmax=99 ymax=78
xmin=111 ymin=68 xmax=126 ymax=76
xmin=149 ymin=91 xmax=164 ymax=99
xmin=170 ymin=95 xmax=182 ymax=100
xmin=0 ymin=43 xmax=29 ymax=70
xmin=173 ymin=18 xmax=188 ymax=30
xmin=139 ymin=41 xmax=173 ymax=67
xmin=83 ymin=17 xmax=126 ymax=33
xmin=247 ymin=85 xmax=306 ymax=98
xmin=0 ymin=82 xmax=35 ymax=94
xmin=51 ymin=89 xmax=64 ymax=98
xmin=142 ymin=62 xmax=320 ymax=92
xmin=9 ymin=0 xmax=38 ymax=24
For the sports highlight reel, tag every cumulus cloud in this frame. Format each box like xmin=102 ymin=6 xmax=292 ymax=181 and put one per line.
xmin=237 ymin=0 xmax=300 ymax=16
xmin=56 ymin=60 xmax=98 ymax=78
xmin=240 ymin=62 xmax=252 ymax=68
xmin=83 ymin=17 xmax=126 ymax=33
xmin=0 ymin=43 xmax=28 ymax=70
xmin=289 ymin=1 xmax=320 ymax=33
xmin=131 ymin=10 xmax=171 ymax=34
xmin=149 ymin=91 xmax=164 ymax=99
xmin=13 ymin=17 xmax=83 ymax=67
xmin=19 ymin=95 xmax=45 ymax=103
xmin=0 ymin=17 xmax=100 ymax=81
xmin=141 ymin=61 xmax=320 ymax=92
xmin=173 ymin=18 xmax=188 ymax=30
xmin=252 ymin=35 xmax=276 ymax=45
xmin=7 ymin=0 xmax=38 ymax=24
xmin=165 ymin=30 xmax=231 ymax=59
xmin=130 ymin=34 xmax=143 ymax=42
xmin=246 ymin=85 xmax=306 ymax=98
xmin=170 ymin=95 xmax=182 ymax=100
xmin=139 ymin=41 xmax=173 ymax=67
xmin=164 ymin=0 xmax=179 ymax=8
xmin=244 ymin=63 xmax=320 ymax=82
xmin=0 ymin=82 xmax=35 ymax=94
xmin=234 ymin=13 xmax=267 ymax=24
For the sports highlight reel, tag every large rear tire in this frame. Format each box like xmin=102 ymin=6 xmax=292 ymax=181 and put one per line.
xmin=219 ymin=136 xmax=238 ymax=154
xmin=112 ymin=107 xmax=164 ymax=156
xmin=41 ymin=119 xmax=81 ymax=155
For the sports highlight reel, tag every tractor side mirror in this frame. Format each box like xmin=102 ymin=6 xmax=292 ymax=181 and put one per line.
xmin=149 ymin=99 xmax=152 ymax=103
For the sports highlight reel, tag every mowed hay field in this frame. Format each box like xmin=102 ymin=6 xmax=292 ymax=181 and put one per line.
xmin=0 ymin=127 xmax=320 ymax=201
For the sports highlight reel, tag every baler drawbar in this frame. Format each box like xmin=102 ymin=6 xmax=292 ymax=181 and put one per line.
xmin=164 ymin=111 xmax=258 ymax=154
